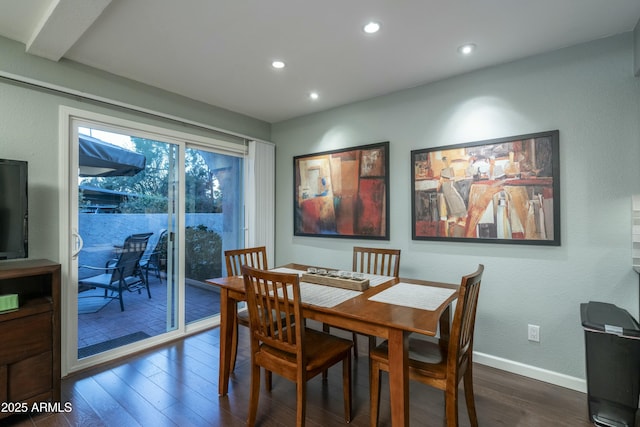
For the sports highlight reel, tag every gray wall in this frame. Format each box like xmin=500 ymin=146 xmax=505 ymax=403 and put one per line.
xmin=0 ymin=35 xmax=269 ymax=262
xmin=1 ymin=25 xmax=638 ymax=387
xmin=272 ymin=33 xmax=640 ymax=383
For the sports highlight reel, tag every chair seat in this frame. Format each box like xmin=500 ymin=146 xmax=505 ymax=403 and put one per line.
xmin=371 ymin=334 xmax=448 ymax=380
xmin=257 ymin=327 xmax=353 ymax=374
xmin=80 ymin=273 xmax=145 ymax=292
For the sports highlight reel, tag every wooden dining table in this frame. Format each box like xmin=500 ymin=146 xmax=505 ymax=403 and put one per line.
xmin=205 ymin=263 xmax=458 ymax=427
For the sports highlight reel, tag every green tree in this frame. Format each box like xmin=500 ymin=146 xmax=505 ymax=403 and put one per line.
xmin=81 ymin=136 xmax=222 ymax=213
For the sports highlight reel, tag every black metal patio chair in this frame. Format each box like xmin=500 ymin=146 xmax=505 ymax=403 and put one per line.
xmin=79 ymin=232 xmax=153 ymax=311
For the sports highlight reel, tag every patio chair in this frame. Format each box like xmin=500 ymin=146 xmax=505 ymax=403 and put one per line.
xmin=140 ymin=229 xmax=168 ymax=283
xmin=79 ymin=232 xmax=153 ymax=311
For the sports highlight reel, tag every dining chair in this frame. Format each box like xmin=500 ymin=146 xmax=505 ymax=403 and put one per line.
xmin=369 ymin=264 xmax=484 ymax=427
xmin=224 ymin=246 xmax=269 ymax=374
xmin=352 ymin=246 xmax=401 ymax=278
xmin=325 ymin=246 xmax=401 ymax=358
xmin=241 ymin=265 xmax=353 ymax=426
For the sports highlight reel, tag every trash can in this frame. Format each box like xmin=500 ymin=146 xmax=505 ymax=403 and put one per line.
xmin=581 ymin=301 xmax=640 ymax=427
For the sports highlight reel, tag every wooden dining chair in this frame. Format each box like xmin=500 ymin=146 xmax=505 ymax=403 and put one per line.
xmin=325 ymin=246 xmax=401 ymax=358
xmin=369 ymin=264 xmax=484 ymax=427
xmin=241 ymin=265 xmax=353 ymax=426
xmin=352 ymin=246 xmax=401 ymax=278
xmin=224 ymin=246 xmax=268 ymax=374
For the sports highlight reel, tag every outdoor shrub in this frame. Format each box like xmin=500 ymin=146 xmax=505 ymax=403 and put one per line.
xmin=185 ymin=225 xmax=222 ymax=281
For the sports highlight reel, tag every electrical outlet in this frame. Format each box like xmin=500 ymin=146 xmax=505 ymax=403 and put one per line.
xmin=528 ymin=324 xmax=540 ymax=342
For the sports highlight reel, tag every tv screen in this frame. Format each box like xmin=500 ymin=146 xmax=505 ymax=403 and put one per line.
xmin=0 ymin=159 xmax=28 ymax=260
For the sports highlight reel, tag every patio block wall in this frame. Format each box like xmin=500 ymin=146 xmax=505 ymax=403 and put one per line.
xmin=78 ymin=213 xmax=223 ymax=279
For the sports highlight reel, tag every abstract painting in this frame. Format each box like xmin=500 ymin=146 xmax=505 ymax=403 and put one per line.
xmin=294 ymin=142 xmax=389 ymax=239
xmin=411 ymin=131 xmax=560 ymax=245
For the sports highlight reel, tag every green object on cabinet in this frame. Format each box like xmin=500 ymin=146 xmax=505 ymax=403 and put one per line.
xmin=0 ymin=293 xmax=18 ymax=312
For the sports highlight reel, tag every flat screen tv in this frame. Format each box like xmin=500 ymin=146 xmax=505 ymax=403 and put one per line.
xmin=0 ymin=159 xmax=28 ymax=260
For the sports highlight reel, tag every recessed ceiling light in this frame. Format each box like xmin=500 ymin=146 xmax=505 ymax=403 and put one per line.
xmin=363 ymin=21 xmax=381 ymax=34
xmin=458 ymin=43 xmax=476 ymax=55
xmin=309 ymin=92 xmax=319 ymax=100
xmin=271 ymin=60 xmax=286 ymax=69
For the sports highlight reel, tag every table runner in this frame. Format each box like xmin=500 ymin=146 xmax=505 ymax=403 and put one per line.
xmin=268 ymin=267 xmax=362 ymax=307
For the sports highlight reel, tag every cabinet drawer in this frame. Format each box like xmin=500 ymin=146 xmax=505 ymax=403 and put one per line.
xmin=8 ymin=351 xmax=52 ymax=401
xmin=0 ymin=312 xmax=51 ymax=365
xmin=0 ymin=365 xmax=6 ymax=403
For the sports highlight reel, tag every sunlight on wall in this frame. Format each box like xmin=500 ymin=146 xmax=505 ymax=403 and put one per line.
xmin=439 ymin=96 xmax=531 ymax=144
xmin=318 ymin=125 xmax=360 ymax=151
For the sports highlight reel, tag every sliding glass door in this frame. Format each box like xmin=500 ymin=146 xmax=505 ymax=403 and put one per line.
xmin=63 ymin=107 xmax=247 ymax=373
xmin=74 ymin=126 xmax=179 ymax=359
xmin=184 ymin=145 xmax=244 ymax=324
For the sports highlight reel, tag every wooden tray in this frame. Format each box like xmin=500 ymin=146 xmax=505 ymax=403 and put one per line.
xmin=300 ymin=273 xmax=369 ymax=291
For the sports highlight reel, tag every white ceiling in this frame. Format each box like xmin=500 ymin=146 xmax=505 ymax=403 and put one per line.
xmin=0 ymin=0 xmax=639 ymax=123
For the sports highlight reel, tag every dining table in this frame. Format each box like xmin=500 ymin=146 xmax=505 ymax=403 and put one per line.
xmin=205 ymin=263 xmax=459 ymax=427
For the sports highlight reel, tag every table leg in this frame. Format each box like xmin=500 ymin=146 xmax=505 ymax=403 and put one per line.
xmin=387 ymin=329 xmax=409 ymax=426
xmin=218 ymin=289 xmax=235 ymax=396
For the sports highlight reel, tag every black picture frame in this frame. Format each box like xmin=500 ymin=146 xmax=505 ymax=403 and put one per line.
xmin=411 ymin=130 xmax=560 ymax=246
xmin=294 ymin=141 xmax=390 ymax=240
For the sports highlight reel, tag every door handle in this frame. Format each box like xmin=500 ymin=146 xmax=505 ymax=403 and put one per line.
xmin=72 ymin=232 xmax=84 ymax=259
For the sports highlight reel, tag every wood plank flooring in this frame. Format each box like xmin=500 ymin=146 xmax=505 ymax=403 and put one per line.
xmin=0 ymin=324 xmax=601 ymax=426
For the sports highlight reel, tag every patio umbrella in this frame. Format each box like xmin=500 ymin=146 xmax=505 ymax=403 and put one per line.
xmin=79 ymin=134 xmax=146 ymax=177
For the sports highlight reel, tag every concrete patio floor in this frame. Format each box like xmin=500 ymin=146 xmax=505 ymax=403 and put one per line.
xmin=78 ymin=273 xmax=221 ymax=355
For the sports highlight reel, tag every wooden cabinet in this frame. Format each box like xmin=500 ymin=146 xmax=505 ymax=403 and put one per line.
xmin=0 ymin=259 xmax=60 ymax=418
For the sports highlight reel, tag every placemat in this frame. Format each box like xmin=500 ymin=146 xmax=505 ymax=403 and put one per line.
xmin=368 ymin=283 xmax=456 ymax=311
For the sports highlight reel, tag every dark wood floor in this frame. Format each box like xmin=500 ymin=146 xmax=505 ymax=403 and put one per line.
xmin=1 ymin=324 xmax=599 ymax=427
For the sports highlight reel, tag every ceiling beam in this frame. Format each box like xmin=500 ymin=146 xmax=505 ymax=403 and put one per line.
xmin=25 ymin=0 xmax=112 ymax=61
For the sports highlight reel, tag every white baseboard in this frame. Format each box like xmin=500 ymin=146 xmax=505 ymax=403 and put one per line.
xmin=473 ymin=351 xmax=587 ymax=393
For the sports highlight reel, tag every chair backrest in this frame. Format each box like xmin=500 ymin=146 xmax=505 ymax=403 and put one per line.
xmin=241 ymin=265 xmax=303 ymax=357
xmin=447 ymin=264 xmax=484 ymax=376
xmin=113 ymin=233 xmax=153 ymax=281
xmin=225 ymin=246 xmax=268 ymax=277
xmin=148 ymin=229 xmax=168 ymax=265
xmin=352 ymin=246 xmax=401 ymax=277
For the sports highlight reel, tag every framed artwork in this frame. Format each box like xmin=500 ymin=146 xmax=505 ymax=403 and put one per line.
xmin=411 ymin=130 xmax=560 ymax=245
xmin=294 ymin=141 xmax=389 ymax=239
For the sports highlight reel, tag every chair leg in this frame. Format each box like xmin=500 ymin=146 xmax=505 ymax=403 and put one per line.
xmin=247 ymin=363 xmax=261 ymax=426
xmin=230 ymin=315 xmax=239 ymax=373
xmin=444 ymin=386 xmax=459 ymax=427
xmin=322 ymin=323 xmax=330 ymax=380
xmin=296 ymin=381 xmax=307 ymax=427
xmin=142 ymin=274 xmax=152 ymax=299
xmin=117 ymin=282 xmax=125 ymax=311
xmin=463 ymin=367 xmax=479 ymax=427
xmin=265 ymin=370 xmax=272 ymax=392
xmin=343 ymin=354 xmax=352 ymax=423
xmin=369 ymin=359 xmax=381 ymax=427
